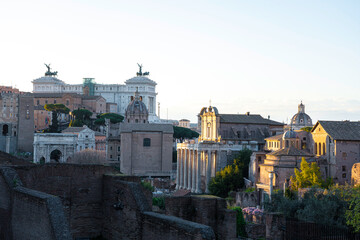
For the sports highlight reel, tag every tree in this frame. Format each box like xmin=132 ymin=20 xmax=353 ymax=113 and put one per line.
xmin=290 ymin=158 xmax=324 ymax=190
xmin=94 ymin=113 xmax=124 ymax=125
xmin=345 ymin=186 xmax=360 ymax=232
xmin=70 ymin=109 xmax=93 ymax=127
xmin=68 ymin=149 xmax=106 ymax=164
xmin=209 ymin=149 xmax=252 ymax=198
xmin=44 ymin=104 xmax=70 ymax=132
xmin=173 ymin=126 xmax=199 ymax=141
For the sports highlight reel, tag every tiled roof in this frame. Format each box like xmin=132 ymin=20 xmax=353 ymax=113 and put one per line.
xmin=314 ymin=121 xmax=360 ymax=141
xmin=268 ymin=146 xmax=313 ymax=157
xmin=119 ymin=123 xmax=174 ymax=133
xmin=265 ymin=134 xmax=283 ymax=141
xmin=219 ymin=114 xmax=283 ymax=126
xmin=62 ymin=127 xmax=86 ymax=133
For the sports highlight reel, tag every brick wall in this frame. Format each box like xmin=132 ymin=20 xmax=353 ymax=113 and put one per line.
xmin=14 ymin=164 xmax=117 ymax=239
xmin=165 ymin=196 xmax=237 ymax=239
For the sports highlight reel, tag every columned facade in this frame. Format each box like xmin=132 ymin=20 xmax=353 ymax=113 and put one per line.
xmin=176 ymin=143 xmax=222 ymax=193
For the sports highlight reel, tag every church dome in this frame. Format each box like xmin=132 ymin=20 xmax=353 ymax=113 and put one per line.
xmin=291 ymin=102 xmax=312 ymax=129
xmin=125 ymin=88 xmax=149 ymax=123
xmin=283 ymin=129 xmax=297 ymax=140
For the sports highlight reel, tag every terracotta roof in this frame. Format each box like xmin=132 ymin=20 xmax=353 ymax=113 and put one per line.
xmin=265 ymin=134 xmax=283 ymax=141
xmin=119 ymin=123 xmax=174 ymax=134
xmin=268 ymin=147 xmax=313 ymax=157
xmin=219 ymin=114 xmax=283 ymax=126
xmin=313 ymin=121 xmax=360 ymax=141
xmin=62 ymin=127 xmax=86 ymax=133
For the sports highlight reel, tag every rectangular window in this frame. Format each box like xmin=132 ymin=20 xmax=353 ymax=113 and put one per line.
xmin=342 ymin=173 xmax=346 ymax=178
xmin=118 ymin=146 xmax=120 ymax=152
xmin=143 ymin=138 xmax=151 ymax=147
xmin=342 ymin=166 xmax=346 ymax=171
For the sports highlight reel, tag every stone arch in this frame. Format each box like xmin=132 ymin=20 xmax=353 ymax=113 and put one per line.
xmin=50 ymin=149 xmax=62 ymax=163
xmin=39 ymin=157 xmax=45 ymax=164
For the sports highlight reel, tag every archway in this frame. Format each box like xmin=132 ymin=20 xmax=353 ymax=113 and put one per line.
xmin=39 ymin=157 xmax=45 ymax=164
xmin=50 ymin=149 xmax=62 ymax=163
xmin=2 ymin=124 xmax=8 ymax=136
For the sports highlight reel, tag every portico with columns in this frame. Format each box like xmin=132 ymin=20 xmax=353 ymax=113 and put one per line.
xmin=176 ymin=143 xmax=222 ymax=193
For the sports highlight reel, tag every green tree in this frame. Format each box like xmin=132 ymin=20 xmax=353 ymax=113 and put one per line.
xmin=290 ymin=158 xmax=324 ymax=190
xmin=345 ymin=186 xmax=360 ymax=232
xmin=94 ymin=113 xmax=124 ymax=125
xmin=44 ymin=104 xmax=70 ymax=132
xmin=173 ymin=126 xmax=199 ymax=141
xmin=70 ymin=109 xmax=93 ymax=127
xmin=209 ymin=149 xmax=252 ymax=198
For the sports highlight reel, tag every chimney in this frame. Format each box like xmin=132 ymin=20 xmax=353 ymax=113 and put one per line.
xmin=246 ymin=112 xmax=250 ymax=116
xmin=268 ymin=115 xmax=270 ymax=119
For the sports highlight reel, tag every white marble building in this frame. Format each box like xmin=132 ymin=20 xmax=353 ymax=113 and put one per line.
xmin=62 ymin=126 xmax=96 ymax=151
xmin=32 ymin=66 xmax=158 ymax=122
xmin=33 ymin=133 xmax=77 ymax=163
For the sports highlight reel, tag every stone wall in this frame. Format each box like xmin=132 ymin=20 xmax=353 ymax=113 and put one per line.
xmin=1 ymin=164 xmax=223 ymax=240
xmin=235 ymin=191 xmax=258 ymax=208
xmin=14 ymin=164 xmax=116 ymax=239
xmin=12 ymin=187 xmax=71 ymax=240
xmin=142 ymin=212 xmax=215 ymax=240
xmin=0 ymin=167 xmax=71 ymax=240
xmin=165 ymin=196 xmax=237 ymax=240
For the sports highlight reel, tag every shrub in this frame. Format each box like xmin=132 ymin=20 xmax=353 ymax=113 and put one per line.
xmin=229 ymin=206 xmax=247 ymax=237
xmin=141 ymin=181 xmax=155 ymax=192
xmin=153 ymin=197 xmax=165 ymax=210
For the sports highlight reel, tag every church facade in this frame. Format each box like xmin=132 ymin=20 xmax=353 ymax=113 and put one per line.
xmin=32 ymin=65 xmax=158 ymax=121
xmin=176 ymin=106 xmax=284 ymax=193
xmin=106 ymin=88 xmax=173 ymax=176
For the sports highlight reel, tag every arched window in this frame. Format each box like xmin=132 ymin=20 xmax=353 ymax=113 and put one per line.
xmin=143 ymin=138 xmax=151 ymax=147
xmin=314 ymin=143 xmax=317 ymax=154
xmin=207 ymin=122 xmax=211 ymax=138
xmin=285 ymin=140 xmax=289 ymax=148
xmin=323 ymin=143 xmax=326 ymax=155
xmin=318 ymin=143 xmax=322 ymax=155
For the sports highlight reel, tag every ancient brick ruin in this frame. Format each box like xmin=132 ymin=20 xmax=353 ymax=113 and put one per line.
xmin=0 ymin=164 xmax=235 ymax=240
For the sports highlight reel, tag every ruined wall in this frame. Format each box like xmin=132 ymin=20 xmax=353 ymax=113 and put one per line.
xmin=165 ymin=196 xmax=237 ymax=240
xmin=102 ymin=175 xmax=152 ymax=239
xmin=14 ymin=164 xmax=116 ymax=239
xmin=142 ymin=212 xmax=215 ymax=240
xmin=12 ymin=187 xmax=71 ymax=240
xmin=0 ymin=167 xmax=71 ymax=240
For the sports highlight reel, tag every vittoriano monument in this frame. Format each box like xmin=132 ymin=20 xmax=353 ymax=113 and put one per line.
xmin=44 ymin=63 xmax=58 ymax=77
xmin=136 ymin=63 xmax=149 ymax=76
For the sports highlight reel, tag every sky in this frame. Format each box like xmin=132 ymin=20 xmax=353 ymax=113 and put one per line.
xmin=0 ymin=0 xmax=359 ymax=123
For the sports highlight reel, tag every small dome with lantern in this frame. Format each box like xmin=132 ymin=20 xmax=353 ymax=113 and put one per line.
xmin=291 ymin=101 xmax=312 ymax=130
xmin=125 ymin=87 xmax=149 ymax=124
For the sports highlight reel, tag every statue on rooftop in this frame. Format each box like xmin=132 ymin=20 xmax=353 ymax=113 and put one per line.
xmin=44 ymin=63 xmax=58 ymax=77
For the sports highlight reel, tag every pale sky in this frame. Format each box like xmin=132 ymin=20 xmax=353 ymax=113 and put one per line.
xmin=1 ymin=0 xmax=359 ymax=123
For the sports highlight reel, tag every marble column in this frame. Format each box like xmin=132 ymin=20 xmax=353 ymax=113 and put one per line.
xmin=191 ymin=149 xmax=196 ymax=192
xmin=187 ymin=150 xmax=192 ymax=190
xmin=184 ymin=149 xmax=188 ymax=189
xmin=176 ymin=150 xmax=181 ymax=189
xmin=195 ymin=150 xmax=202 ymax=193
xmin=179 ymin=149 xmax=184 ymax=189
xmin=211 ymin=150 xmax=216 ymax=177
xmin=205 ymin=150 xmax=211 ymax=193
